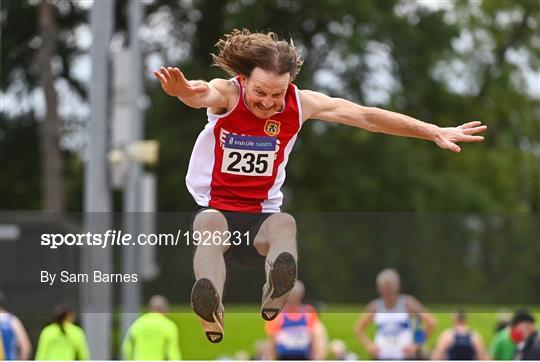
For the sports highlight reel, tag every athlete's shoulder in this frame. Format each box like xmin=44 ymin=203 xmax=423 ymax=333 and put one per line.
xmin=297 ymin=89 xmax=318 ymax=108
xmin=471 ymin=329 xmax=482 ymax=339
xmin=265 ymin=314 xmax=284 ymax=335
xmin=41 ymin=323 xmax=59 ymax=335
xmin=208 ymin=78 xmax=240 ymax=114
xmin=303 ymin=304 xmax=318 ymax=314
xmin=0 ymin=311 xmax=13 ymax=323
xmin=303 ymin=305 xmax=320 ymax=327
xmin=366 ymin=299 xmax=379 ymax=311
xmin=434 ymin=328 xmax=454 ymax=353
xmin=163 ymin=316 xmax=179 ymax=332
xmin=127 ymin=314 xmax=147 ymax=333
xmin=297 ymin=89 xmax=334 ymax=122
xmin=210 ymin=78 xmax=239 ymax=101
xmin=403 ymin=294 xmax=423 ymax=312
xmin=66 ymin=323 xmax=86 ymax=338
xmin=209 ymin=78 xmax=238 ymax=94
xmin=439 ymin=328 xmax=454 ymax=341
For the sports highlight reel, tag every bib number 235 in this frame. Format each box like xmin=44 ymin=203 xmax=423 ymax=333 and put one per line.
xmin=221 ymin=135 xmax=276 ymax=177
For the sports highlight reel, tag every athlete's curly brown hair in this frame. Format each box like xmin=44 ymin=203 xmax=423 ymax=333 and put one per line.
xmin=212 ymin=29 xmax=303 ymax=81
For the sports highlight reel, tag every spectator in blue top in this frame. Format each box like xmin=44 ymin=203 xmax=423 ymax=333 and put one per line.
xmin=0 ymin=290 xmax=32 ymax=360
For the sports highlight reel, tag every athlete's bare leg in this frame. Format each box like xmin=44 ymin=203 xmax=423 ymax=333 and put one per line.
xmin=254 ymin=212 xmax=298 ymax=271
xmin=254 ymin=213 xmax=298 ymax=320
xmin=193 ymin=209 xmax=230 ymax=298
xmin=191 ymin=209 xmax=230 ymax=343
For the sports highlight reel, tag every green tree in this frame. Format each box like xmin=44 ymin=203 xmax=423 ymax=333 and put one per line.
xmin=1 ymin=0 xmax=87 ymax=210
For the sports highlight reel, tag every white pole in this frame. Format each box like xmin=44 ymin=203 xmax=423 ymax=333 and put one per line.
xmin=120 ymin=0 xmax=145 ymax=343
xmin=82 ymin=0 xmax=114 ymax=359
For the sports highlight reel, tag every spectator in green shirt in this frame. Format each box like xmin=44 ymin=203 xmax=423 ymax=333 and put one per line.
xmin=35 ymin=304 xmax=90 ymax=360
xmin=122 ymin=295 xmax=181 ymax=360
xmin=490 ymin=327 xmax=516 ymax=360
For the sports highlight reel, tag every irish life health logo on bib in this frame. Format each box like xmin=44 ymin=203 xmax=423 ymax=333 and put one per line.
xmin=221 ymin=135 xmax=277 ymax=177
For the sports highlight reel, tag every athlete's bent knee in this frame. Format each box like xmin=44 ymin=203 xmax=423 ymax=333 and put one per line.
xmin=193 ymin=210 xmax=228 ymax=232
xmin=269 ymin=213 xmax=296 ymax=235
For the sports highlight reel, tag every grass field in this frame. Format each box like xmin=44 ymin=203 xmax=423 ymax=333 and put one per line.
xmin=170 ymin=304 xmax=540 ymax=360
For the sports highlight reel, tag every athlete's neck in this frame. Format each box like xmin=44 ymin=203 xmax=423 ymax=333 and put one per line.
xmin=454 ymin=324 xmax=469 ymax=333
xmin=383 ymin=296 xmax=398 ymax=309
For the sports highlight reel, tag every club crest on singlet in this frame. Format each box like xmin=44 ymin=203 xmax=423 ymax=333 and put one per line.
xmin=264 ymin=119 xmax=281 ymax=136
xmin=221 ymin=134 xmax=277 ymax=176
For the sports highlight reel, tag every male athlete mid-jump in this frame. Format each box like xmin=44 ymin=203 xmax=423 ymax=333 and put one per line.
xmin=154 ymin=29 xmax=486 ymax=343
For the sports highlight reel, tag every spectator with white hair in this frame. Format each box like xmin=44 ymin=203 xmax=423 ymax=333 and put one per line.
xmin=355 ymin=268 xmax=436 ymax=360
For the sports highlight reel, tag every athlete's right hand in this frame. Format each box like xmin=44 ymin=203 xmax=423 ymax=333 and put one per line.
xmin=153 ymin=67 xmax=207 ymax=98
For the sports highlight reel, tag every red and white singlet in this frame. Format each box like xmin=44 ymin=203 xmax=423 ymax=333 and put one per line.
xmin=186 ymin=77 xmax=302 ymax=213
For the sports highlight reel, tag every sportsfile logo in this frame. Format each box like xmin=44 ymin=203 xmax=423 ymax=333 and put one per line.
xmin=40 ymin=230 xmax=182 ymax=249
xmin=40 ymin=230 xmax=249 ymax=249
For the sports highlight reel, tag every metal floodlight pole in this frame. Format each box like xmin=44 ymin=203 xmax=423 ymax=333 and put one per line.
xmin=120 ymin=0 xmax=145 ymax=342
xmin=140 ymin=172 xmax=160 ymax=281
xmin=82 ymin=0 xmax=114 ymax=359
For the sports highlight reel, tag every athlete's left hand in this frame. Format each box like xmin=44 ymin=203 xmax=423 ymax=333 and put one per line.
xmin=433 ymin=121 xmax=487 ymax=153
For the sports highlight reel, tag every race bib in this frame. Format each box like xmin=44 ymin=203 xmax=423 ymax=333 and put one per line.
xmin=378 ymin=333 xmax=400 ymax=348
xmin=221 ymin=134 xmax=276 ymax=176
xmin=276 ymin=327 xmax=311 ymax=351
xmin=375 ymin=328 xmax=413 ymax=360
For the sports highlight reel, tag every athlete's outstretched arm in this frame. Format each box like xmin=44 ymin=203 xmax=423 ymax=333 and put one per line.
xmin=153 ymin=66 xmax=231 ymax=110
xmin=300 ymin=90 xmax=486 ymax=153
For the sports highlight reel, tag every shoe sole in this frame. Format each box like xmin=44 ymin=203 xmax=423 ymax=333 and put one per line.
xmin=261 ymin=252 xmax=297 ymax=321
xmin=191 ymin=278 xmax=224 ymax=343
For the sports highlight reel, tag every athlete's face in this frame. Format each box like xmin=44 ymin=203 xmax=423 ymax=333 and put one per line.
xmin=377 ymin=281 xmax=399 ymax=300
xmin=240 ymin=68 xmax=290 ymax=119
